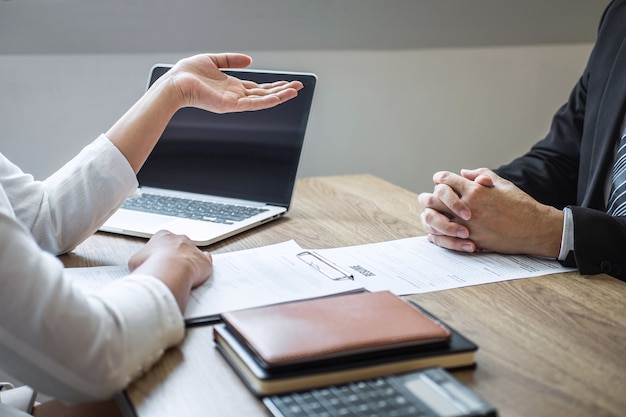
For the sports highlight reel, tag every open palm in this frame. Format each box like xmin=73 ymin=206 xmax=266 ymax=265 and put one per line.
xmin=169 ymin=53 xmax=303 ymax=113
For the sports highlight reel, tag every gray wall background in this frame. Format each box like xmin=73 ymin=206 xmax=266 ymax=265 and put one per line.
xmin=0 ymin=1 xmax=609 ymax=194
xmin=0 ymin=0 xmax=609 ymax=391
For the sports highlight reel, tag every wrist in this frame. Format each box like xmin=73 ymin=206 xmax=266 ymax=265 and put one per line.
xmin=149 ymin=72 xmax=187 ymax=114
xmin=132 ymin=256 xmax=194 ymax=311
xmin=535 ymin=205 xmax=564 ymax=258
xmin=106 ymin=73 xmax=184 ymax=172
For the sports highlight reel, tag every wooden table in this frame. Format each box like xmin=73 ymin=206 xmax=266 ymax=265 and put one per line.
xmin=39 ymin=174 xmax=626 ymax=417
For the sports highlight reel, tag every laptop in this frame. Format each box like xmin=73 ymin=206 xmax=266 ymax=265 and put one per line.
xmin=100 ymin=65 xmax=317 ymax=245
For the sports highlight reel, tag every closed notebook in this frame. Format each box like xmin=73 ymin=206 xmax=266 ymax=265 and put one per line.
xmin=214 ymin=293 xmax=477 ymax=396
xmin=220 ymin=291 xmax=452 ymax=369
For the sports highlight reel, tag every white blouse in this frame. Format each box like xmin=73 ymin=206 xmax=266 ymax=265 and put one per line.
xmin=0 ymin=135 xmax=184 ymax=404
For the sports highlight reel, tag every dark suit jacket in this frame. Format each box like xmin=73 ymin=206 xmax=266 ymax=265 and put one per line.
xmin=494 ymin=0 xmax=626 ymax=281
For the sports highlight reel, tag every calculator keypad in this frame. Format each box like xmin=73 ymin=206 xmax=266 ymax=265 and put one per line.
xmin=265 ymin=378 xmax=435 ymax=417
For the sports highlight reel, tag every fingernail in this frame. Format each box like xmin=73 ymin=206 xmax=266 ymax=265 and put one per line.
xmin=457 ymin=229 xmax=469 ymax=239
xmin=460 ymin=210 xmax=470 ymax=220
xmin=462 ymin=243 xmax=474 ymax=252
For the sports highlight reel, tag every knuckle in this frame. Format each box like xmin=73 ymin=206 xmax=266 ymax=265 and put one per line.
xmin=420 ymin=209 xmax=432 ymax=225
xmin=421 ymin=193 xmax=437 ymax=207
xmin=445 ymin=223 xmax=461 ymax=236
xmin=430 ymin=235 xmax=451 ymax=250
xmin=421 ymin=207 xmax=438 ymax=222
xmin=434 ymin=171 xmax=451 ymax=183
xmin=433 ymin=183 xmax=447 ymax=197
xmin=450 ymin=199 xmax=467 ymax=213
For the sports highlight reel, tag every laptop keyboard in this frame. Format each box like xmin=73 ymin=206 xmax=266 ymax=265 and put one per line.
xmin=120 ymin=193 xmax=269 ymax=224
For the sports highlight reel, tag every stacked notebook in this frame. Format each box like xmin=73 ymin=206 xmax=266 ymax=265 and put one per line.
xmin=213 ymin=291 xmax=478 ymax=396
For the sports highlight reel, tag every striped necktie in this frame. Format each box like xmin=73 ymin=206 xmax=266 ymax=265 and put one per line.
xmin=607 ymin=132 xmax=626 ymax=216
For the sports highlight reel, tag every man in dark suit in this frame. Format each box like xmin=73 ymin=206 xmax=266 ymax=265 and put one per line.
xmin=418 ymin=0 xmax=626 ymax=281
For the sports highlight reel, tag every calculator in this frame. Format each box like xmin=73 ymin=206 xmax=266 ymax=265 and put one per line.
xmin=262 ymin=367 xmax=497 ymax=417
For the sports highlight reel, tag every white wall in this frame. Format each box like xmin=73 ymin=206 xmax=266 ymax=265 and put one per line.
xmin=0 ymin=44 xmax=591 ymax=193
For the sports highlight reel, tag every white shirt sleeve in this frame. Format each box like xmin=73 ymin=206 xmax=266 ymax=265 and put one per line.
xmin=0 ymin=136 xmax=185 ymax=404
xmin=0 ymin=134 xmax=138 ymax=254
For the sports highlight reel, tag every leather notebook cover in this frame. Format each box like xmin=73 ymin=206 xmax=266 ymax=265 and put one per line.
xmin=220 ymin=291 xmax=452 ymax=368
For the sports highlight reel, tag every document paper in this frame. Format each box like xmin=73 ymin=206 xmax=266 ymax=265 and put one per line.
xmin=65 ymin=240 xmax=364 ymax=321
xmin=315 ymin=236 xmax=576 ymax=295
xmin=65 ymin=236 xmax=576 ymax=319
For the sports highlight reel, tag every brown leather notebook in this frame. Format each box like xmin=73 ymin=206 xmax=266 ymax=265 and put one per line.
xmin=220 ymin=291 xmax=451 ymax=369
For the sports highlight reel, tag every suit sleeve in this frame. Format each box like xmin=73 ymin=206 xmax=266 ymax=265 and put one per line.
xmin=494 ymin=72 xmax=587 ymax=209
xmin=567 ymin=206 xmax=626 ymax=280
xmin=494 ymin=2 xmax=620 ymax=208
xmin=495 ymin=0 xmax=626 ymax=281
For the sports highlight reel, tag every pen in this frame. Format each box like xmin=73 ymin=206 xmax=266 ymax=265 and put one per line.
xmin=297 ymin=251 xmax=354 ymax=280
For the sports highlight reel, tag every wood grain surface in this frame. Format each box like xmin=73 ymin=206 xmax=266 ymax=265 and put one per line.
xmin=41 ymin=175 xmax=625 ymax=417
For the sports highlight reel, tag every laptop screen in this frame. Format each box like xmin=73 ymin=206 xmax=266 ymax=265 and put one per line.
xmin=137 ymin=66 xmax=317 ymax=207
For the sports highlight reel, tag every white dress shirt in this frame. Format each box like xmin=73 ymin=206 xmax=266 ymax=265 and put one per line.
xmin=0 ymin=135 xmax=184 ymax=404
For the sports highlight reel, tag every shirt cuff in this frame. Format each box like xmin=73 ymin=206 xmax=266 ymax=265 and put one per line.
xmin=90 ymin=274 xmax=185 ymax=383
xmin=96 ymin=133 xmax=139 ymax=198
xmin=558 ymin=207 xmax=574 ymax=261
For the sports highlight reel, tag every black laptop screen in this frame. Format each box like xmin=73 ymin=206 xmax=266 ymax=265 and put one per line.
xmin=136 ymin=66 xmax=317 ymax=208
